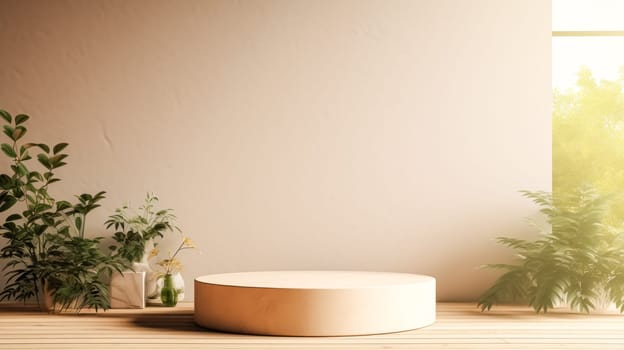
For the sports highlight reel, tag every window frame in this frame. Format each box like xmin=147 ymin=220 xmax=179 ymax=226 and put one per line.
xmin=553 ymin=31 xmax=624 ymax=36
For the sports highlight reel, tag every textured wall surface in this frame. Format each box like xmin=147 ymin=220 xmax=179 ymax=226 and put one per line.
xmin=0 ymin=0 xmax=551 ymax=301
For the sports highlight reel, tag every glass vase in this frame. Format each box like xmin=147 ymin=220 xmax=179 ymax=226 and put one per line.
xmin=160 ymin=273 xmax=178 ymax=307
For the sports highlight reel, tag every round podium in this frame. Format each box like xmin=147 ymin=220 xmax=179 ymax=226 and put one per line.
xmin=194 ymin=271 xmax=436 ymax=336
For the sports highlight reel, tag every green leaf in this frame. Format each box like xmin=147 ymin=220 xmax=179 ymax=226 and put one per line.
xmin=6 ymin=213 xmax=21 ymax=221
xmin=10 ymin=186 xmax=23 ymax=199
xmin=14 ymin=164 xmax=27 ymax=177
xmin=28 ymin=171 xmax=42 ymax=182
xmin=0 ymin=109 xmax=11 ymax=123
xmin=14 ymin=114 xmax=29 ymax=125
xmin=53 ymin=143 xmax=69 ymax=154
xmin=0 ymin=195 xmax=17 ymax=212
xmin=3 ymin=125 xmax=15 ymax=141
xmin=0 ymin=175 xmax=11 ymax=188
xmin=56 ymin=201 xmax=72 ymax=211
xmin=37 ymin=154 xmax=52 ymax=169
xmin=0 ymin=191 xmax=8 ymax=204
xmin=49 ymin=154 xmax=68 ymax=168
xmin=12 ymin=126 xmax=26 ymax=141
xmin=37 ymin=144 xmax=50 ymax=153
xmin=1 ymin=143 xmax=16 ymax=158
xmin=75 ymin=216 xmax=82 ymax=232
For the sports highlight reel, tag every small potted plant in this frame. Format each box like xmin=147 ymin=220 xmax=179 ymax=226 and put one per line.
xmin=107 ymin=194 xmax=177 ymax=267
xmin=151 ymin=236 xmax=196 ymax=307
xmin=106 ymin=194 xmax=179 ymax=307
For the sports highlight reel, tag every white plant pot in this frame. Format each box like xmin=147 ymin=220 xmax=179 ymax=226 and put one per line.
xmin=109 ymin=241 xmax=154 ymax=309
xmin=555 ymin=291 xmax=620 ymax=314
xmin=110 ymin=271 xmax=146 ymax=309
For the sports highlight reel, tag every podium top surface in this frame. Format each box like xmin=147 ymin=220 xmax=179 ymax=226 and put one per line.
xmin=195 ymin=270 xmax=435 ymax=290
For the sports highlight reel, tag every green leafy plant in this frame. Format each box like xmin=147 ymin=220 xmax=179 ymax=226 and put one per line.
xmin=0 ymin=108 xmax=125 ymax=312
xmin=478 ymin=186 xmax=624 ymax=313
xmin=106 ymin=194 xmax=178 ymax=264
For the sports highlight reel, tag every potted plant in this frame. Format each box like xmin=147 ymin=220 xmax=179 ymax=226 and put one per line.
xmin=0 ymin=108 xmax=125 ymax=312
xmin=106 ymin=194 xmax=179 ymax=305
xmin=151 ymin=236 xmax=196 ymax=306
xmin=478 ymin=186 xmax=624 ymax=313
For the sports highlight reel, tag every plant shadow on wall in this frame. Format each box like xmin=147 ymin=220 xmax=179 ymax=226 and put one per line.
xmin=479 ymin=69 xmax=624 ymax=313
xmin=0 ymin=109 xmax=127 ymax=312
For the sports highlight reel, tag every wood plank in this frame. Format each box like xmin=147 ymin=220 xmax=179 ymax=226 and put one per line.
xmin=1 ymin=302 xmax=624 ymax=349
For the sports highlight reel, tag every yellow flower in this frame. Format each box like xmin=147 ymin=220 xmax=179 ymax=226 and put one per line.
xmin=148 ymin=248 xmax=159 ymax=259
xmin=157 ymin=257 xmax=183 ymax=273
xmin=182 ymin=237 xmax=195 ymax=248
xmin=153 ymin=236 xmax=196 ymax=274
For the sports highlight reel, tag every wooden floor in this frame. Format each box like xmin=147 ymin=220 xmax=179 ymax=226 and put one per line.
xmin=1 ymin=302 xmax=624 ymax=349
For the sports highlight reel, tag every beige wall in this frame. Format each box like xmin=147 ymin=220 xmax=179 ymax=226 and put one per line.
xmin=0 ymin=0 xmax=551 ymax=301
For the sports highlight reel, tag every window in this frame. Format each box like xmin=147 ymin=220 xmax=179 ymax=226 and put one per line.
xmin=552 ymin=0 xmax=624 ymax=222
xmin=553 ymin=0 xmax=624 ymax=89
